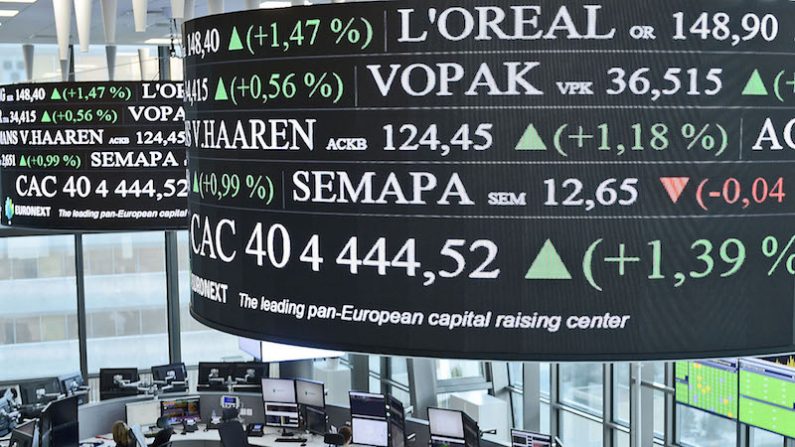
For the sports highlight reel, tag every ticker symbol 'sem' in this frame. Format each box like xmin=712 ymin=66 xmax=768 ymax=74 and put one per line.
xmin=40 ymin=111 xmax=51 ymax=123
xmin=525 ymin=239 xmax=572 ymax=280
xmin=659 ymin=177 xmax=690 ymax=204
xmin=50 ymin=89 xmax=62 ymax=100
xmin=229 ymin=27 xmax=244 ymax=51
xmin=193 ymin=173 xmax=200 ymax=193
xmin=515 ymin=124 xmax=547 ymax=151
xmin=742 ymin=69 xmax=769 ymax=96
xmin=215 ymin=78 xmax=229 ymax=101
xmin=19 ymin=155 xmax=27 ymax=167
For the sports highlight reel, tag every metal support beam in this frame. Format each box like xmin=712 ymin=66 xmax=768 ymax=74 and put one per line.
xmin=522 ymin=363 xmax=541 ymax=431
xmin=380 ymin=357 xmax=390 ymax=395
xmin=158 ymin=46 xmax=171 ymax=80
xmin=664 ymin=363 xmax=674 ymax=446
xmin=74 ymin=234 xmax=88 ymax=378
xmin=630 ymin=363 xmax=654 ymax=447
xmin=603 ymin=364 xmax=613 ymax=447
xmin=164 ymin=231 xmax=181 ymax=363
xmin=350 ymin=354 xmax=370 ymax=392
xmin=549 ymin=363 xmax=560 ymax=440
xmin=407 ymin=358 xmax=437 ymax=419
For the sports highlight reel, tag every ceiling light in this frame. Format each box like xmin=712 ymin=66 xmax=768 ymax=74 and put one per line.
xmin=144 ymin=38 xmax=173 ymax=45
xmin=259 ymin=1 xmax=292 ymax=8
xmin=0 ymin=9 xmax=19 ymax=16
xmin=0 ymin=0 xmax=36 ymax=3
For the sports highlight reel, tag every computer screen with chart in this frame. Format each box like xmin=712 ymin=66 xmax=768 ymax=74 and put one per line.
xmin=674 ymin=359 xmax=738 ymax=419
xmin=739 ymin=358 xmax=795 ymax=439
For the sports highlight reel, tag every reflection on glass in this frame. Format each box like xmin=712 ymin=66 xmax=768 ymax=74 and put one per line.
xmin=560 ymin=363 xmax=603 ymax=416
xmin=676 ymin=404 xmax=737 ymax=447
xmin=84 ymin=232 xmax=168 ymax=371
xmin=0 ymin=235 xmax=79 ymax=380
xmin=560 ymin=411 xmax=602 ymax=447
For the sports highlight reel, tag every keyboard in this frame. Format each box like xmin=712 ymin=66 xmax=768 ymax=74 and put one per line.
xmin=276 ymin=438 xmax=308 ymax=443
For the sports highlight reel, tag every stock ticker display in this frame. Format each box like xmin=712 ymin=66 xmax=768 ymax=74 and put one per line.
xmin=0 ymin=82 xmax=188 ymax=230
xmin=184 ymin=0 xmax=795 ymax=360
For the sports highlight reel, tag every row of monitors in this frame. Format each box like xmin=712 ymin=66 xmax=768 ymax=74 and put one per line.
xmin=6 ymin=372 xmax=87 ymax=408
xmin=99 ymin=362 xmax=268 ymax=400
xmin=9 ymin=395 xmax=80 ymax=447
xmin=675 ymin=357 xmax=795 ymax=439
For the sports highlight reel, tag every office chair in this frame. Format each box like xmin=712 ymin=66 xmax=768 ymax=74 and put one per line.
xmin=219 ymin=420 xmax=249 ymax=447
xmin=222 ymin=408 xmax=239 ymax=422
xmin=151 ymin=427 xmax=173 ymax=447
xmin=324 ymin=433 xmax=345 ymax=446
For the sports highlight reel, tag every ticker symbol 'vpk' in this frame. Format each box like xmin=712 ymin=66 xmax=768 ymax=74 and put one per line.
xmin=556 ymin=82 xmax=594 ymax=95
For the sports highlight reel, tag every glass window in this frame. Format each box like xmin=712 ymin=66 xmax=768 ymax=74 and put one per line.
xmin=615 ymin=430 xmax=629 ymax=447
xmin=653 ymin=390 xmax=665 ymax=437
xmin=0 ymin=235 xmax=79 ymax=380
xmin=177 ymin=231 xmax=254 ymax=365
xmin=540 ymin=402 xmax=550 ymax=433
xmin=370 ymin=355 xmax=382 ymax=393
xmin=675 ymin=405 xmax=737 ymax=447
xmin=540 ymin=363 xmax=550 ymax=397
xmin=560 ymin=411 xmax=602 ymax=447
xmin=389 ymin=357 xmax=411 ymax=406
xmin=437 ymin=360 xmax=483 ymax=380
xmin=560 ymin=363 xmax=603 ymax=416
xmin=84 ymin=232 xmax=169 ymax=372
xmin=508 ymin=363 xmax=523 ymax=428
xmin=749 ymin=427 xmax=784 ymax=447
xmin=614 ymin=364 xmax=630 ymax=425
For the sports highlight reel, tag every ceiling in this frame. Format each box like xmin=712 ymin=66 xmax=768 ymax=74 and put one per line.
xmin=0 ymin=0 xmax=254 ymax=46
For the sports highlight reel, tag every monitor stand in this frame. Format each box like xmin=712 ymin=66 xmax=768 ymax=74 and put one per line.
xmin=281 ymin=428 xmax=295 ymax=437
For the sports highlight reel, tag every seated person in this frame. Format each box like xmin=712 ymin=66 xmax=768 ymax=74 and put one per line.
xmin=339 ymin=426 xmax=352 ymax=446
xmin=112 ymin=421 xmax=133 ymax=447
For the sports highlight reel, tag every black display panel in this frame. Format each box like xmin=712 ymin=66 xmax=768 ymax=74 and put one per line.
xmin=0 ymin=82 xmax=187 ymax=230
xmin=184 ymin=0 xmax=795 ymax=360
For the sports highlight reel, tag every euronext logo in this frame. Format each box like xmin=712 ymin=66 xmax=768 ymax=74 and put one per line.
xmin=4 ymin=197 xmax=13 ymax=223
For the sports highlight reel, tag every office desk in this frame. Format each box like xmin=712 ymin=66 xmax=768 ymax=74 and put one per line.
xmin=81 ymin=427 xmax=329 ymax=447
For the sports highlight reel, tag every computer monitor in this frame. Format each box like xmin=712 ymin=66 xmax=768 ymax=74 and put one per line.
xmin=99 ymin=368 xmax=140 ymax=401
xmin=9 ymin=419 xmax=38 ymax=447
xmin=428 ymin=408 xmax=465 ymax=440
xmin=511 ymin=429 xmax=552 ymax=447
xmin=18 ymin=378 xmax=61 ymax=406
xmin=129 ymin=424 xmax=147 ymax=447
xmin=58 ymin=373 xmax=87 ymax=406
xmin=232 ymin=362 xmax=269 ymax=389
xmin=126 ymin=400 xmax=161 ymax=428
xmin=349 ymin=392 xmax=386 ymax=419
xmin=296 ymin=379 xmax=325 ymax=408
xmin=430 ymin=440 xmax=465 ymax=447
xmin=40 ymin=396 xmax=79 ymax=447
xmin=305 ymin=407 xmax=327 ymax=435
xmin=0 ymin=388 xmax=19 ymax=437
xmin=352 ymin=417 xmax=389 ymax=447
xmin=261 ymin=378 xmax=296 ymax=404
xmin=160 ymin=396 xmax=201 ymax=426
xmin=151 ymin=363 xmax=188 ymax=393
xmin=264 ymin=402 xmax=300 ymax=430
xmin=197 ymin=363 xmax=233 ymax=391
